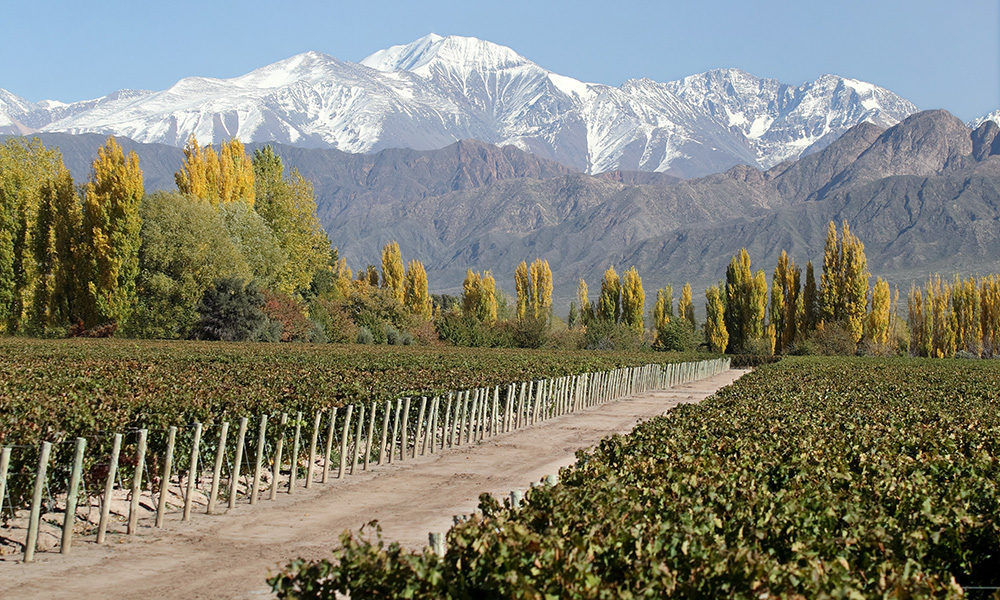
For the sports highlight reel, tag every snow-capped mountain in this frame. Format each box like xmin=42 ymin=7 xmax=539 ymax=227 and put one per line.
xmin=1 ymin=34 xmax=919 ymax=176
xmin=970 ymin=109 xmax=1000 ymax=129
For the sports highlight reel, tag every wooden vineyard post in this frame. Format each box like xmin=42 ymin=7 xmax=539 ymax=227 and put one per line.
xmin=127 ymin=429 xmax=148 ymax=535
xmin=364 ymin=404 xmax=376 ymax=470
xmin=322 ymin=408 xmax=337 ymax=484
xmin=155 ymin=425 xmax=177 ymax=527
xmin=270 ymin=414 xmax=288 ymax=500
xmin=466 ymin=391 xmax=478 ymax=445
xmin=451 ymin=393 xmax=462 ymax=447
xmin=338 ymin=405 xmax=353 ymax=478
xmin=532 ymin=381 xmax=542 ymax=424
xmin=423 ymin=398 xmax=436 ymax=455
xmin=182 ymin=423 xmax=203 ymax=521
xmin=60 ymin=437 xmax=86 ymax=553
xmin=378 ymin=401 xmax=391 ymax=465
xmin=250 ymin=416 xmax=268 ymax=505
xmin=350 ymin=405 xmax=363 ymax=475
xmin=429 ymin=532 xmax=446 ymax=557
xmin=97 ymin=433 xmax=122 ymax=543
xmin=24 ymin=441 xmax=51 ymax=563
xmin=414 ymin=397 xmax=427 ymax=459
xmin=0 ymin=447 xmax=8 ymax=524
xmin=442 ymin=394 xmax=453 ymax=448
xmin=228 ymin=417 xmax=248 ymax=509
xmin=208 ymin=421 xmax=229 ymax=514
xmin=400 ymin=397 xmax=411 ymax=462
xmin=289 ymin=412 xmax=303 ymax=492
xmin=389 ymin=399 xmax=402 ymax=462
xmin=479 ymin=390 xmax=487 ymax=441
xmin=306 ymin=411 xmax=320 ymax=487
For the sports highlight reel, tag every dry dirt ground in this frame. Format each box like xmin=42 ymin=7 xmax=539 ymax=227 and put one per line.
xmin=2 ymin=368 xmax=746 ymax=600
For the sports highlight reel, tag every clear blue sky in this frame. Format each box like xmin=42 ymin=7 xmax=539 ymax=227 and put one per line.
xmin=1 ymin=0 xmax=997 ymax=120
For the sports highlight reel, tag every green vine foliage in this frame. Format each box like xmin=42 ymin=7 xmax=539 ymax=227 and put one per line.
xmin=272 ymin=357 xmax=1000 ymax=598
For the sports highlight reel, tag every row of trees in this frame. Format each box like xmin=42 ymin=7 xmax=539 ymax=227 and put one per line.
xmin=908 ymin=275 xmax=1000 ymax=358
xmin=0 ymin=135 xmax=333 ymax=340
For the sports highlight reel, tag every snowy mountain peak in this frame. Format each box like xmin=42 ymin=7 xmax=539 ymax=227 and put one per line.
xmin=970 ymin=109 xmax=1000 ymax=129
xmin=361 ymin=34 xmax=534 ymax=76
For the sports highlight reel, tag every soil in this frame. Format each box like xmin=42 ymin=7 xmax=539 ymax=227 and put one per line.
xmin=1 ymin=368 xmax=746 ymax=600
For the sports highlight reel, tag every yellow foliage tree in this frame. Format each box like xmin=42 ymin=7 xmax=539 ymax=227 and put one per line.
xmin=529 ymin=258 xmax=553 ymax=320
xmin=462 ymin=269 xmax=497 ymax=324
xmin=981 ymin=276 xmax=1000 ymax=357
xmin=621 ymin=267 xmax=645 ymax=333
xmin=724 ymin=248 xmax=767 ymax=352
xmin=514 ymin=261 xmax=530 ymax=320
xmin=80 ymin=136 xmax=144 ymax=328
xmin=577 ymin=278 xmax=593 ymax=324
xmin=678 ymin=282 xmax=695 ymax=329
xmin=175 ymin=136 xmax=254 ymax=206
xmin=380 ymin=241 xmax=405 ymax=303
xmin=705 ymin=284 xmax=728 ymax=353
xmin=867 ymin=277 xmax=891 ymax=346
xmin=403 ymin=259 xmax=432 ymax=320
xmin=820 ymin=221 xmax=869 ymax=343
xmin=951 ymin=276 xmax=982 ymax=355
xmin=769 ymin=250 xmax=801 ymax=353
xmin=597 ymin=266 xmax=621 ymax=323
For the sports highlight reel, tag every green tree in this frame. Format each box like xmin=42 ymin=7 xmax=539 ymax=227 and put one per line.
xmin=577 ymin=278 xmax=593 ymax=325
xmin=252 ymin=146 xmax=330 ymax=295
xmin=30 ymin=165 xmax=82 ymax=334
xmin=770 ymin=250 xmax=801 ymax=354
xmin=801 ymin=261 xmax=819 ymax=333
xmin=192 ymin=277 xmax=268 ymax=341
xmin=78 ymin=136 xmax=144 ymax=329
xmin=128 ymin=191 xmax=250 ymax=338
xmin=678 ymin=283 xmax=695 ymax=329
xmin=219 ymin=201 xmax=287 ymax=292
xmin=621 ymin=267 xmax=645 ymax=333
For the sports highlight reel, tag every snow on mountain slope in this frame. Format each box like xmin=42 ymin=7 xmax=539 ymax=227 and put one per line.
xmin=970 ymin=109 xmax=1000 ymax=129
xmin=4 ymin=34 xmax=921 ymax=176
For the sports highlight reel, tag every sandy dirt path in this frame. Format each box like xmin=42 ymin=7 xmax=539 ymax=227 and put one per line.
xmin=2 ymin=369 xmax=746 ymax=600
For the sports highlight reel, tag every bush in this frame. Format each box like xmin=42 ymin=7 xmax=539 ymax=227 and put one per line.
xmin=262 ymin=290 xmax=314 ymax=342
xmin=308 ymin=298 xmax=358 ymax=344
xmin=583 ymin=320 xmax=645 ymax=351
xmin=791 ymin=321 xmax=857 ymax=356
xmin=653 ymin=320 xmax=696 ymax=352
xmin=434 ymin=311 xmax=512 ymax=348
xmin=385 ymin=324 xmax=401 ymax=345
xmin=356 ymin=326 xmax=374 ymax=345
xmin=728 ymin=354 xmax=782 ymax=368
xmin=191 ymin=278 xmax=268 ymax=341
xmin=346 ymin=288 xmax=413 ymax=344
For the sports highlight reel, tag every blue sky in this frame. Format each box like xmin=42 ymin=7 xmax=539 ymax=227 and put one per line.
xmin=1 ymin=0 xmax=997 ymax=120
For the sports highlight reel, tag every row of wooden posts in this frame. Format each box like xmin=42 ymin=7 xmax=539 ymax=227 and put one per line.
xmin=2 ymin=358 xmax=730 ymax=563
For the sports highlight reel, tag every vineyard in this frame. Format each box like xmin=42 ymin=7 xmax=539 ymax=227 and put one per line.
xmin=0 ymin=337 xmax=711 ymax=561
xmin=271 ymin=357 xmax=1000 ymax=598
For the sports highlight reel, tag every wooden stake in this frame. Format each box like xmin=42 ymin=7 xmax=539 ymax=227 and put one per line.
xmin=338 ymin=404 xmax=353 ymax=478
xmin=250 ymin=415 xmax=268 ymax=505
xmin=364 ymin=404 xmax=376 ymax=470
xmin=208 ymin=421 xmax=229 ymax=514
xmin=378 ymin=401 xmax=390 ymax=465
xmin=400 ymin=397 xmax=411 ymax=462
xmin=389 ymin=399 xmax=401 ymax=461
xmin=414 ymin=397 xmax=427 ymax=459
xmin=183 ymin=423 xmax=202 ymax=521
xmin=96 ymin=433 xmax=121 ymax=543
xmin=290 ymin=411 xmax=302 ymax=492
xmin=350 ymin=404 xmax=363 ymax=474
xmin=60 ymin=437 xmax=86 ymax=553
xmin=149 ymin=431 xmax=176 ymax=529
xmin=127 ymin=429 xmax=148 ymax=535
xmin=270 ymin=413 xmax=288 ymax=500
xmin=322 ymin=408 xmax=337 ymax=484
xmin=228 ymin=417 xmax=248 ymax=509
xmin=24 ymin=441 xmax=51 ymax=563
xmin=306 ymin=411 xmax=320 ymax=487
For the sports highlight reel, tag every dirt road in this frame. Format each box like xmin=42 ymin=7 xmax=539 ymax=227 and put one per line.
xmin=2 ymin=368 xmax=745 ymax=600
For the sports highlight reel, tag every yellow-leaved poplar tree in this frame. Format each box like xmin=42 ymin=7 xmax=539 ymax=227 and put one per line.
xmin=597 ymin=266 xmax=621 ymax=323
xmin=403 ymin=259 xmax=432 ymax=320
xmin=951 ymin=276 xmax=981 ymax=355
xmin=380 ymin=241 xmax=405 ymax=303
xmin=705 ymin=284 xmax=728 ymax=353
xmin=462 ymin=269 xmax=497 ymax=324
xmin=769 ymin=250 xmax=801 ymax=353
xmin=80 ymin=136 xmax=144 ymax=328
xmin=514 ymin=261 xmax=530 ymax=320
xmin=175 ymin=136 xmax=254 ymax=206
xmin=529 ymin=258 xmax=553 ymax=320
xmin=980 ymin=275 xmax=1000 ymax=357
xmin=724 ymin=248 xmax=767 ymax=352
xmin=653 ymin=285 xmax=673 ymax=331
xmin=577 ymin=278 xmax=593 ymax=324
xmin=867 ymin=277 xmax=891 ymax=346
xmin=678 ymin=282 xmax=695 ymax=329
xmin=620 ymin=267 xmax=645 ymax=332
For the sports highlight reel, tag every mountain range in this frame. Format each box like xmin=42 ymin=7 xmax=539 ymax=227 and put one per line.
xmin=0 ymin=33 xmax=932 ymax=177
xmin=18 ymin=109 xmax=1000 ymax=310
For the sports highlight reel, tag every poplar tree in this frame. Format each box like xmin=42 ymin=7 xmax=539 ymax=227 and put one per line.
xmin=577 ymin=278 xmax=593 ymax=325
xmin=951 ymin=276 xmax=981 ymax=355
xmin=462 ymin=269 xmax=497 ymax=324
xmin=403 ymin=259 xmax=432 ymax=320
xmin=867 ymin=277 xmax=891 ymax=346
xmin=678 ymin=282 xmax=695 ymax=329
xmin=820 ymin=221 xmax=869 ymax=342
xmin=801 ymin=261 xmax=819 ymax=333
xmin=30 ymin=165 xmax=82 ymax=333
xmin=769 ymin=250 xmax=801 ymax=353
xmin=380 ymin=241 xmax=405 ymax=303
xmin=529 ymin=259 xmax=553 ymax=320
xmin=981 ymin=275 xmax=1000 ymax=357
xmin=176 ymin=136 xmax=254 ymax=206
xmin=79 ymin=136 xmax=144 ymax=329
xmin=620 ymin=267 xmax=645 ymax=332
xmin=724 ymin=248 xmax=767 ymax=353
xmin=597 ymin=266 xmax=621 ymax=323
xmin=514 ymin=261 xmax=530 ymax=320
xmin=705 ymin=284 xmax=728 ymax=353
xmin=907 ymin=285 xmax=930 ymax=357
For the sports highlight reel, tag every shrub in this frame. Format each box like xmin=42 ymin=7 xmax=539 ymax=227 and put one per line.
xmin=308 ymin=298 xmax=358 ymax=344
xmin=262 ymin=290 xmax=314 ymax=342
xmin=791 ymin=321 xmax=857 ymax=356
xmin=356 ymin=326 xmax=375 ymax=345
xmin=434 ymin=311 xmax=511 ymax=348
xmin=653 ymin=320 xmax=696 ymax=352
xmin=583 ymin=320 xmax=644 ymax=351
xmin=385 ymin=324 xmax=401 ymax=345
xmin=191 ymin=278 xmax=268 ymax=341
